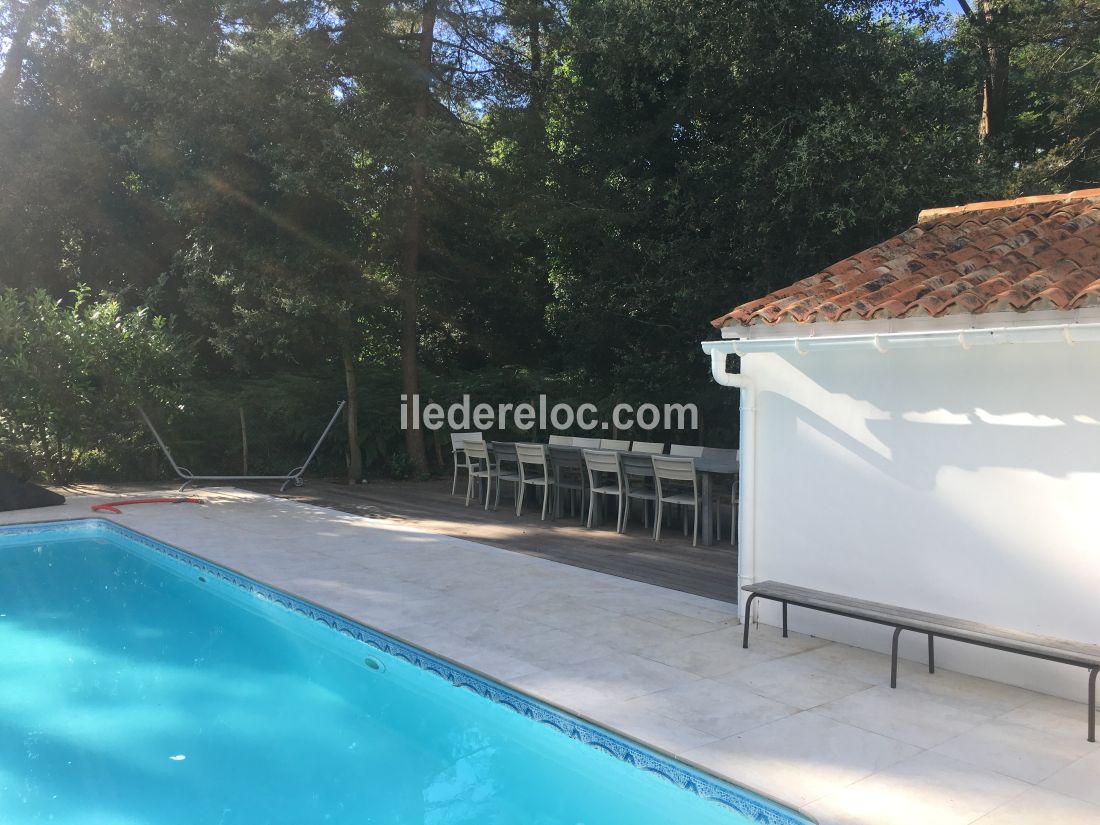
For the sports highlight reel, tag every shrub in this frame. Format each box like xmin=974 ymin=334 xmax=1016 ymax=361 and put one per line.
xmin=0 ymin=288 xmax=190 ymax=483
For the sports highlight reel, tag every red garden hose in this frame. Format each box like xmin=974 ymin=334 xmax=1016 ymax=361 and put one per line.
xmin=91 ymin=497 xmax=204 ymax=514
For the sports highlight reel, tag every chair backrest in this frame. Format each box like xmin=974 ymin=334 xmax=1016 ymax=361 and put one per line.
xmin=599 ymin=438 xmax=631 ymax=451
xmin=630 ymin=441 xmax=664 ymax=454
xmin=515 ymin=442 xmax=549 ymax=468
xmin=490 ymin=441 xmax=518 ymax=462
xmin=572 ymin=436 xmax=601 ymax=448
xmin=669 ymin=444 xmax=704 ymax=457
xmin=651 ymin=455 xmax=698 ymax=482
xmin=583 ymin=449 xmax=621 ymax=477
xmin=451 ymin=431 xmax=483 ymax=451
xmin=619 ymin=452 xmax=655 ymax=478
xmin=464 ymin=439 xmax=490 ymax=462
xmin=548 ymin=445 xmax=583 ymax=473
xmin=548 ymin=434 xmax=574 ymax=446
xmin=701 ymin=447 xmax=739 ymax=462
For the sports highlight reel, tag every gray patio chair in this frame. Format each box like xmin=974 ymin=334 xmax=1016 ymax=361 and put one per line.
xmin=669 ymin=444 xmax=704 ymax=457
xmin=630 ymin=441 xmax=664 ymax=454
xmin=548 ymin=435 xmax=574 ymax=446
xmin=572 ymin=436 xmax=602 ymax=448
xmin=515 ymin=443 xmax=556 ymax=520
xmin=702 ymin=447 xmax=739 ymax=544
xmin=582 ymin=449 xmax=625 ymax=531
xmin=450 ymin=431 xmax=483 ymax=495
xmin=463 ymin=439 xmax=499 ymax=511
xmin=549 ymin=444 xmax=586 ymax=523
xmin=652 ymin=455 xmax=700 ymax=547
xmin=489 ymin=441 xmax=522 ymax=511
xmin=619 ymin=452 xmax=657 ymax=535
xmin=599 ymin=438 xmax=631 ymax=451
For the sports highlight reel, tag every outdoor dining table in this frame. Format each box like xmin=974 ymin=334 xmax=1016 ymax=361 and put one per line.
xmin=486 ymin=442 xmax=738 ymax=547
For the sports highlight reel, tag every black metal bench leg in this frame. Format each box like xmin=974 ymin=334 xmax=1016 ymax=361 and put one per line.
xmin=890 ymin=626 xmax=903 ymax=688
xmin=782 ymin=602 xmax=788 ymax=638
xmin=742 ymin=594 xmax=758 ymax=649
xmin=1089 ymin=666 xmax=1098 ymax=743
xmin=928 ymin=634 xmax=935 ymax=674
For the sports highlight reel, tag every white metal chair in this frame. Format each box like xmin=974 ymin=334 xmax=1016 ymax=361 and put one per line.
xmin=548 ymin=435 xmax=574 ymax=446
xmin=630 ymin=441 xmax=664 ymax=454
xmin=450 ymin=431 xmax=483 ymax=495
xmin=515 ymin=443 xmax=555 ymax=520
xmin=619 ymin=452 xmax=657 ymax=535
xmin=489 ymin=441 xmax=523 ymax=511
xmin=582 ymin=449 xmax=625 ymax=531
xmin=599 ymin=438 xmax=631 ymax=450
xmin=463 ymin=440 xmax=499 ymax=510
xmin=652 ymin=455 xmax=700 ymax=546
xmin=702 ymin=447 xmax=739 ymax=543
xmin=572 ymin=436 xmax=601 ymax=448
xmin=669 ymin=444 xmax=704 ymax=457
xmin=549 ymin=445 xmax=586 ymax=522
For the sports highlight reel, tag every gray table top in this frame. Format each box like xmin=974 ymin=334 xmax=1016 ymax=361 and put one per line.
xmin=489 ymin=442 xmax=739 ymax=475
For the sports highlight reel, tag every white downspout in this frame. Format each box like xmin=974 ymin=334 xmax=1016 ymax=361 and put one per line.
xmin=701 ymin=342 xmax=756 ymax=623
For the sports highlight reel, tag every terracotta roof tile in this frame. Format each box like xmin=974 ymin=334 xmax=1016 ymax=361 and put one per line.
xmin=713 ymin=190 xmax=1100 ymax=327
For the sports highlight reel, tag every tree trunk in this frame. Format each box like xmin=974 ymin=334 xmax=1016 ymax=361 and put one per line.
xmin=342 ymin=339 xmax=363 ymax=483
xmin=528 ymin=5 xmax=543 ymax=114
xmin=979 ymin=39 xmax=1010 ymax=144
xmin=399 ymin=0 xmax=436 ymax=480
xmin=970 ymin=0 xmax=1011 ymax=146
xmin=239 ymin=406 xmax=248 ymax=475
xmin=0 ymin=0 xmax=48 ymax=101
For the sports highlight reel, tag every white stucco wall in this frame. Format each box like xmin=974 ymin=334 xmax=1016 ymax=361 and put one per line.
xmin=740 ymin=336 xmax=1100 ymax=700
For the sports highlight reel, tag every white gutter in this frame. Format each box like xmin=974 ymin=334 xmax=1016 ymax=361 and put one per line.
xmin=701 ymin=341 xmax=757 ymax=623
xmin=721 ymin=320 xmax=1100 ymax=355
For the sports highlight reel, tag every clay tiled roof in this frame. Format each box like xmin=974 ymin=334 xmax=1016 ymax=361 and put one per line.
xmin=712 ymin=189 xmax=1100 ymax=327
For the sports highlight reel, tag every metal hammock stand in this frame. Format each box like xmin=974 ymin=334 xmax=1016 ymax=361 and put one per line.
xmin=138 ymin=400 xmax=346 ymax=492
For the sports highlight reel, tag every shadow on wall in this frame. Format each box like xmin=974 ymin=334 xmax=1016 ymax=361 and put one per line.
xmin=748 ymin=340 xmax=1100 ymax=646
xmin=759 ymin=340 xmax=1100 ymax=490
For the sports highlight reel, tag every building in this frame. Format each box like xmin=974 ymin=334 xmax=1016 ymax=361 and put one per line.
xmin=704 ymin=190 xmax=1100 ymax=699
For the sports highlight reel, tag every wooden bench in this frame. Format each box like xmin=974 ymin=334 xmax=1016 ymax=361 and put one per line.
xmin=742 ymin=581 xmax=1100 ymax=742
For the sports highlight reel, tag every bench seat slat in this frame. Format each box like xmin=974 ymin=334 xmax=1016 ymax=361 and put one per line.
xmin=744 ymin=580 xmax=1100 ymax=667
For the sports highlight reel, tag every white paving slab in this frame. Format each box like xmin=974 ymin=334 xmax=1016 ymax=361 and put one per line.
xmin=3 ymin=487 xmax=1098 ymax=825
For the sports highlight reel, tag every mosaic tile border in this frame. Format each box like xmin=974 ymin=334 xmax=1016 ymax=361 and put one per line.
xmin=0 ymin=517 xmax=809 ymax=825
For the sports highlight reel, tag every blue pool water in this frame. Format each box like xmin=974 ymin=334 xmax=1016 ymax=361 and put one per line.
xmin=0 ymin=520 xmax=804 ymax=825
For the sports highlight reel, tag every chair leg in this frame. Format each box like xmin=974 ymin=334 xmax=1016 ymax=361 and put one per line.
xmin=731 ymin=497 xmax=737 ymax=546
xmin=692 ymin=504 xmax=699 ymax=547
xmin=616 ymin=496 xmax=625 ymax=533
xmin=587 ymin=491 xmax=596 ymax=528
xmin=516 ymin=483 xmax=525 ymax=517
xmin=541 ymin=485 xmax=550 ymax=521
xmin=483 ymin=474 xmax=493 ymax=511
xmin=621 ymin=497 xmax=630 ymax=533
xmin=654 ymin=501 xmax=663 ymax=541
xmin=452 ymin=460 xmax=459 ymax=496
xmin=494 ymin=475 xmax=503 ymax=510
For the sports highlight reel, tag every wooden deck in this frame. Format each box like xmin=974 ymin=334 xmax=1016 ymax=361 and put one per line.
xmin=259 ymin=479 xmax=739 ymax=604
xmin=58 ymin=478 xmax=739 ymax=603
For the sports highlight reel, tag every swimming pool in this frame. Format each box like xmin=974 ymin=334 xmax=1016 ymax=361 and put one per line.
xmin=0 ymin=519 xmax=808 ymax=824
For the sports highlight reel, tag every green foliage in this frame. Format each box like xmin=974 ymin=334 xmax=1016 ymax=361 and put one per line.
xmin=1 ymin=0 xmax=1097 ymax=484
xmin=0 ymin=288 xmax=190 ymax=482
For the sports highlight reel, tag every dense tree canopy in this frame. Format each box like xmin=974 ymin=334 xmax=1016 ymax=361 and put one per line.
xmin=1 ymin=0 xmax=1097 ymax=482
